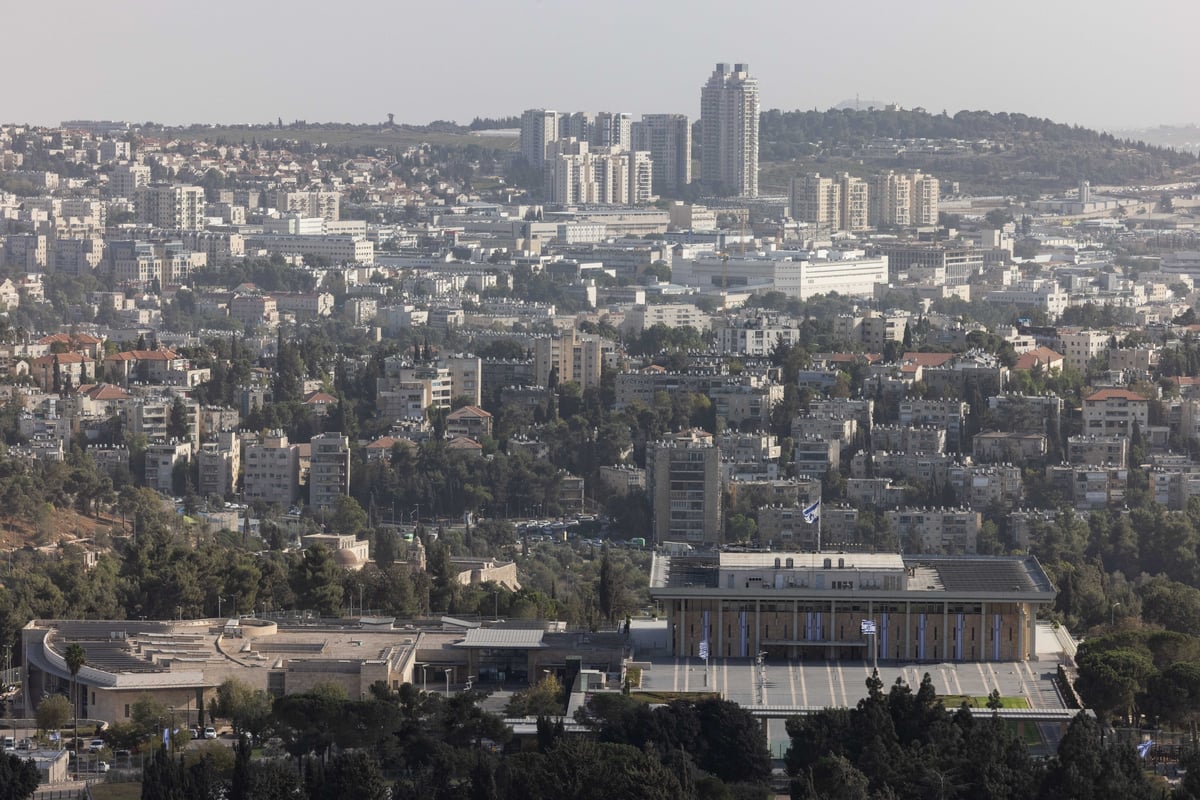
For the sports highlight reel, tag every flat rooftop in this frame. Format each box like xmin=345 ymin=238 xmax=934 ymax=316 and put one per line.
xmin=650 ymin=551 xmax=1055 ymax=598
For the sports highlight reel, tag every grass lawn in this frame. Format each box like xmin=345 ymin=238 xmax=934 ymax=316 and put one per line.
xmin=1014 ymin=721 xmax=1044 ymax=747
xmin=629 ymin=691 xmax=721 ymax=704
xmin=940 ymin=695 xmax=1030 ymax=709
xmin=89 ymin=783 xmax=142 ymax=800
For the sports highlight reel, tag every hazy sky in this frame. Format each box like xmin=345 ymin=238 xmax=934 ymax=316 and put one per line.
xmin=7 ymin=0 xmax=1198 ymax=131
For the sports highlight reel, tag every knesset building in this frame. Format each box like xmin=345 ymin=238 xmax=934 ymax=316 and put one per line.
xmin=649 ymin=551 xmax=1056 ymax=662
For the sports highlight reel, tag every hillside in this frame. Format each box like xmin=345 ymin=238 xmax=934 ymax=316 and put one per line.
xmin=756 ymin=107 xmax=1200 ymax=196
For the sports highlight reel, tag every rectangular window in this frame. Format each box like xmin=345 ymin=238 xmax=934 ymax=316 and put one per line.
xmin=125 ymin=704 xmax=130 ymax=718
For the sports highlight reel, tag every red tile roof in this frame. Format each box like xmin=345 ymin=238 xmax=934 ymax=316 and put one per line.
xmin=303 ymin=391 xmax=338 ymax=405
xmin=447 ymin=405 xmax=492 ymax=420
xmin=1013 ymin=347 xmax=1064 ymax=371
xmin=902 ymin=352 xmax=955 ymax=367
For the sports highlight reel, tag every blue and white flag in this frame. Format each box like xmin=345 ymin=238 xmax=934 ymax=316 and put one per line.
xmin=698 ymin=640 xmax=709 ymax=660
xmin=802 ymin=500 xmax=820 ymax=524
xmin=163 ymin=727 xmax=170 ymax=748
xmin=861 ymin=619 xmax=877 ymax=636
xmin=1137 ymin=740 xmax=1154 ymax=759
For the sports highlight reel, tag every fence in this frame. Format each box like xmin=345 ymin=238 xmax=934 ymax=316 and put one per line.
xmin=32 ymin=790 xmax=86 ymax=800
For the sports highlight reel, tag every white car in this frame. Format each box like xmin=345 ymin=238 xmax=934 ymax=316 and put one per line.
xmin=203 ymin=727 xmax=217 ymax=740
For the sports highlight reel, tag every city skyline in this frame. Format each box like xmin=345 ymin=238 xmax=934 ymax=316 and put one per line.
xmin=5 ymin=0 xmax=1199 ymax=131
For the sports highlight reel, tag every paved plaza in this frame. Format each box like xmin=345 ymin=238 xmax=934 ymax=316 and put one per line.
xmin=630 ymin=619 xmax=1075 ymax=755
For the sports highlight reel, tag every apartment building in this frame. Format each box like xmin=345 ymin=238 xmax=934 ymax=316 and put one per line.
xmin=839 ymin=173 xmax=870 ymax=231
xmin=971 ymin=431 xmax=1048 ymax=463
xmin=274 ymin=190 xmax=340 ymax=222
xmin=1057 ymin=329 xmax=1111 ymax=372
xmin=520 ymin=109 xmax=560 ymax=167
xmin=1082 ymin=389 xmax=1149 ymax=435
xmin=108 ymin=163 xmax=150 ymax=198
xmin=886 ymin=508 xmax=980 ymax=554
xmin=197 ymin=431 xmax=241 ymax=499
xmin=631 ymin=114 xmax=691 ymax=196
xmin=135 ymin=184 xmax=206 ymax=230
xmin=790 ymin=173 xmax=840 ymax=230
xmin=533 ymin=329 xmax=609 ymax=391
xmin=647 ymin=429 xmax=721 ymax=545
xmin=869 ymin=170 xmax=939 ymax=228
xmin=309 ymin=433 xmax=350 ymax=512
xmin=544 ymin=139 xmax=653 ymax=205
xmin=700 ymin=62 xmax=759 ymax=197
xmin=243 ymin=433 xmax=301 ymax=508
xmin=145 ymin=441 xmax=192 ymax=494
xmin=1067 ymin=434 xmax=1129 ymax=466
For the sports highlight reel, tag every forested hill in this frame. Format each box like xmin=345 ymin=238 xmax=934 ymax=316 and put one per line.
xmin=757 ymin=107 xmax=1199 ymax=193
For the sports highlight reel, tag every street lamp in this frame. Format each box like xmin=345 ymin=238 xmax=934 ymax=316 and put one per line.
xmin=444 ymin=668 xmax=453 ymax=696
xmin=419 ymin=664 xmax=429 ymax=693
xmin=1112 ymin=601 xmax=1122 ymax=627
xmin=168 ymin=706 xmax=175 ymax=754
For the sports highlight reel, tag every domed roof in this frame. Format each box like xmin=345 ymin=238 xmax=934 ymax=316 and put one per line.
xmin=333 ymin=548 xmax=362 ymax=566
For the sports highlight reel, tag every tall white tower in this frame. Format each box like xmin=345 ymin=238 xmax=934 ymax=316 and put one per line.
xmin=700 ymin=63 xmax=760 ymax=197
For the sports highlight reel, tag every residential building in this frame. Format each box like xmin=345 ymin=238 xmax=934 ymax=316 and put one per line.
xmin=243 ymin=432 xmax=301 ymax=508
xmin=533 ymin=329 xmax=609 ymax=391
xmin=197 ymin=431 xmax=240 ymax=499
xmin=520 ymin=109 xmax=560 ymax=167
xmin=886 ymin=508 xmax=980 ymax=554
xmin=135 ymin=184 xmax=206 ymax=230
xmin=631 ymin=114 xmax=691 ymax=196
xmin=972 ymin=431 xmax=1048 ymax=463
xmin=1057 ymin=329 xmax=1111 ymax=372
xmin=145 ymin=441 xmax=192 ymax=493
xmin=108 ymin=163 xmax=151 ymax=198
xmin=647 ymin=429 xmax=721 ymax=545
xmin=790 ymin=173 xmax=840 ymax=230
xmin=700 ymin=62 xmax=759 ymax=197
xmin=839 ymin=173 xmax=869 ymax=231
xmin=1082 ymin=389 xmax=1149 ymax=435
xmin=1067 ymin=434 xmax=1129 ymax=466
xmin=869 ymin=171 xmax=939 ymax=228
xmin=446 ymin=405 xmax=493 ymax=440
xmin=309 ymin=433 xmax=350 ymax=512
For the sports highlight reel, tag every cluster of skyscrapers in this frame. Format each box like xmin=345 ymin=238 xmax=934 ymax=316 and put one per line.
xmin=519 ymin=62 xmax=761 ymax=203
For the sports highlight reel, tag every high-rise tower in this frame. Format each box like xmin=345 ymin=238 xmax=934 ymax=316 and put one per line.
xmin=700 ymin=62 xmax=759 ymax=197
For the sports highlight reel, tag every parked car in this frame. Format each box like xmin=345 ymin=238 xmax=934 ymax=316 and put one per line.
xmin=88 ymin=738 xmax=105 ymax=752
xmin=203 ymin=727 xmax=217 ymax=740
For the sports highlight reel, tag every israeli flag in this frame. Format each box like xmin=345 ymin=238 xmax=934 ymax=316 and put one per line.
xmin=802 ymin=500 xmax=820 ymax=524
xmin=163 ymin=727 xmax=170 ymax=748
xmin=698 ymin=640 xmax=709 ymax=660
xmin=1137 ymin=740 xmax=1154 ymax=759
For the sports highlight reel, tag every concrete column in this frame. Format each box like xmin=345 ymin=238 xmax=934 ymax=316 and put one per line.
xmin=754 ymin=598 xmax=761 ymax=656
xmin=905 ymin=601 xmax=912 ymax=660
xmin=942 ymin=602 xmax=949 ymax=661
xmin=1027 ymin=603 xmax=1039 ymax=661
xmin=980 ymin=602 xmax=988 ymax=662
xmin=829 ymin=598 xmax=836 ymax=660
xmin=792 ymin=599 xmax=800 ymax=661
xmin=678 ymin=599 xmax=686 ymax=657
xmin=717 ymin=600 xmax=724 ymax=658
